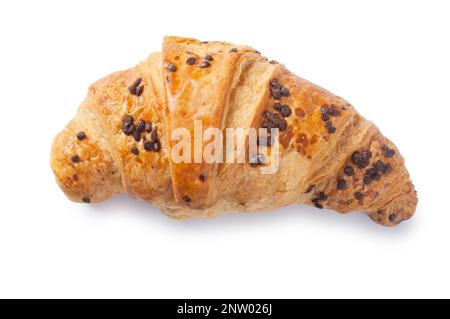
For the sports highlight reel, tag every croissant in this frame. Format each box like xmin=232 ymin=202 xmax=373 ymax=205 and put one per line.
xmin=50 ymin=36 xmax=417 ymax=226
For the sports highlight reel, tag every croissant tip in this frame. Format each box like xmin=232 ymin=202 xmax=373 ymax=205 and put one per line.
xmin=368 ymin=188 xmax=418 ymax=227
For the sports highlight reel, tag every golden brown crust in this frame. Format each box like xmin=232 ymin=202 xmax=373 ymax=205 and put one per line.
xmin=162 ymin=37 xmax=259 ymax=209
xmin=50 ymin=36 xmax=417 ymax=226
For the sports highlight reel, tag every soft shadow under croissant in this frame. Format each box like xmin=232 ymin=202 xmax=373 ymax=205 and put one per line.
xmin=50 ymin=36 xmax=417 ymax=226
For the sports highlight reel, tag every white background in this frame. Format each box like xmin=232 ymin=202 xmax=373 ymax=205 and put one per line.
xmin=0 ymin=0 xmax=449 ymax=298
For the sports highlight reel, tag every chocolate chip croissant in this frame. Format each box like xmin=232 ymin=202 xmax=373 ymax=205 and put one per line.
xmin=50 ymin=36 xmax=417 ymax=226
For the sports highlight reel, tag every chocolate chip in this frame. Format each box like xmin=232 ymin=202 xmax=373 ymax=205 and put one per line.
xmin=351 ymin=151 xmax=362 ymax=166
xmin=312 ymin=192 xmax=328 ymax=203
xmin=262 ymin=111 xmax=287 ymax=131
xmin=320 ymin=105 xmax=329 ymax=113
xmin=382 ymin=163 xmax=392 ymax=175
xmin=337 ymin=179 xmax=347 ymax=190
xmin=270 ymin=79 xmax=282 ymax=100
xmin=325 ymin=121 xmax=336 ymax=134
xmin=149 ymin=129 xmax=157 ymax=142
xmin=250 ymin=153 xmax=266 ymax=166
xmin=136 ymin=85 xmax=144 ymax=96
xmin=199 ymin=60 xmax=211 ymax=68
xmin=389 ymin=213 xmax=397 ymax=222
xmin=304 ymin=185 xmax=315 ymax=194
xmin=270 ymin=87 xmax=281 ymax=100
xmin=122 ymin=115 xmax=135 ymax=135
xmin=354 ymin=192 xmax=364 ymax=201
xmin=371 ymin=171 xmax=380 ymax=180
xmin=344 ymin=166 xmax=355 ymax=176
xmin=274 ymin=103 xmax=291 ymax=117
xmin=144 ymin=140 xmax=161 ymax=152
xmin=366 ymin=167 xmax=377 ymax=176
xmin=182 ymin=195 xmax=191 ymax=203
xmin=321 ymin=105 xmax=340 ymax=121
xmin=82 ymin=197 xmax=91 ymax=203
xmin=319 ymin=192 xmax=328 ymax=201
xmin=152 ymin=140 xmax=161 ymax=152
xmin=279 ymin=104 xmax=292 ymax=117
xmin=314 ymin=203 xmax=323 ymax=209
xmin=136 ymin=120 xmax=145 ymax=133
xmin=186 ymin=57 xmax=197 ymax=65
xmin=144 ymin=121 xmax=152 ymax=133
xmin=133 ymin=129 xmax=141 ymax=142
xmin=369 ymin=167 xmax=381 ymax=179
xmin=71 ymin=155 xmax=80 ymax=163
xmin=280 ymin=86 xmax=289 ymax=97
xmin=386 ymin=149 xmax=395 ymax=158
xmin=199 ymin=173 xmax=207 ymax=182
xmin=375 ymin=160 xmax=386 ymax=172
xmin=123 ymin=115 xmax=133 ymax=127
xmin=328 ymin=108 xmax=340 ymax=117
xmin=363 ymin=175 xmax=372 ymax=185
xmin=366 ymin=167 xmax=380 ymax=181
xmin=131 ymin=146 xmax=139 ymax=155
xmin=204 ymin=54 xmax=213 ymax=61
xmin=143 ymin=141 xmax=154 ymax=151
xmin=230 ymin=48 xmax=238 ymax=53
xmin=351 ymin=150 xmax=372 ymax=169
xmin=273 ymin=103 xmax=283 ymax=112
xmin=76 ymin=131 xmax=87 ymax=141
xmin=128 ymin=78 xmax=142 ymax=95
xmin=123 ymin=115 xmax=134 ymax=125
xmin=133 ymin=78 xmax=142 ymax=87
xmin=383 ymin=145 xmax=396 ymax=158
xmin=167 ymin=63 xmax=177 ymax=72
xmin=270 ymin=80 xmax=282 ymax=89
xmin=321 ymin=112 xmax=330 ymax=121
xmin=122 ymin=123 xmax=135 ymax=135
